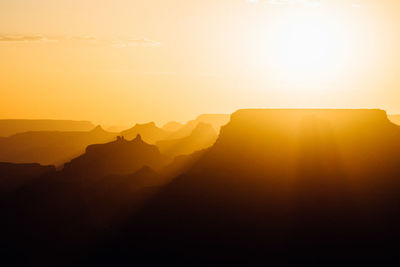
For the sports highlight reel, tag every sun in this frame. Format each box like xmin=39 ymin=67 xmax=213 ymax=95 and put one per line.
xmin=268 ymin=11 xmax=352 ymax=82
xmin=279 ymin=20 xmax=338 ymax=71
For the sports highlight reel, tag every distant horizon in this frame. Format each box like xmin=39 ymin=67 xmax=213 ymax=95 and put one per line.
xmin=1 ymin=107 xmax=400 ymax=127
xmin=2 ymin=0 xmax=400 ymax=124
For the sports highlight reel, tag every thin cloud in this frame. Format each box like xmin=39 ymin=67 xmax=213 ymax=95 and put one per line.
xmin=111 ymin=38 xmax=161 ymax=48
xmin=0 ymin=35 xmax=58 ymax=43
xmin=0 ymin=34 xmax=161 ymax=47
xmin=94 ymin=69 xmax=217 ymax=77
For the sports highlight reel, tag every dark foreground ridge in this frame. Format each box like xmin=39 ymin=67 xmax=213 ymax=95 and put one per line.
xmin=0 ymin=162 xmax=55 ymax=194
xmin=2 ymin=109 xmax=400 ymax=266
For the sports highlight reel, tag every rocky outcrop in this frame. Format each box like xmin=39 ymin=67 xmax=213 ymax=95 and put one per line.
xmin=63 ymin=134 xmax=168 ymax=177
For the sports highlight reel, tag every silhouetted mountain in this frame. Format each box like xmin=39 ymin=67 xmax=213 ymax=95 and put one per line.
xmin=63 ymin=134 xmax=169 ymax=177
xmin=120 ymin=115 xmax=228 ymax=145
xmin=389 ymin=114 xmax=400 ymax=125
xmin=0 ymin=162 xmax=55 ymax=194
xmin=0 ymin=126 xmax=116 ymax=166
xmin=93 ymin=109 xmax=400 ymax=265
xmin=4 ymin=109 xmax=400 ymax=266
xmin=0 ymin=139 xmax=203 ymax=266
xmin=168 ymin=114 xmax=229 ymax=139
xmin=0 ymin=119 xmax=94 ymax=137
xmin=156 ymin=123 xmax=217 ymax=157
xmin=162 ymin=121 xmax=183 ymax=132
xmin=120 ymin=122 xmax=171 ymax=144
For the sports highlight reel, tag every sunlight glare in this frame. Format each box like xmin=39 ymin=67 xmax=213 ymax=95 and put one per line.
xmin=269 ymin=11 xmax=351 ymax=81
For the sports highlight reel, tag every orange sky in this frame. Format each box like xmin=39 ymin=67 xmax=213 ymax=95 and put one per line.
xmin=1 ymin=0 xmax=400 ymax=125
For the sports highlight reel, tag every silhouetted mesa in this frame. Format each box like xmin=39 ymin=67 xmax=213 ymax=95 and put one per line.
xmin=63 ymin=134 xmax=168 ymax=177
xmin=0 ymin=125 xmax=116 ymax=166
xmin=0 ymin=119 xmax=95 ymax=137
xmin=96 ymin=109 xmax=400 ymax=265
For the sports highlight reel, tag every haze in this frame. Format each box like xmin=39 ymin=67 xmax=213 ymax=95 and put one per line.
xmin=4 ymin=1 xmax=400 ymax=265
xmin=1 ymin=0 xmax=400 ymax=125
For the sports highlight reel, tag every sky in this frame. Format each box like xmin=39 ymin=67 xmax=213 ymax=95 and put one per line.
xmin=1 ymin=0 xmax=400 ymax=126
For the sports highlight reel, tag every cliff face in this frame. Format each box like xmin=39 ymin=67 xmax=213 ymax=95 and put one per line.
xmin=145 ymin=109 xmax=400 ymax=208
xmin=164 ymin=109 xmax=400 ymax=220
xmin=195 ymin=109 xmax=400 ymax=175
